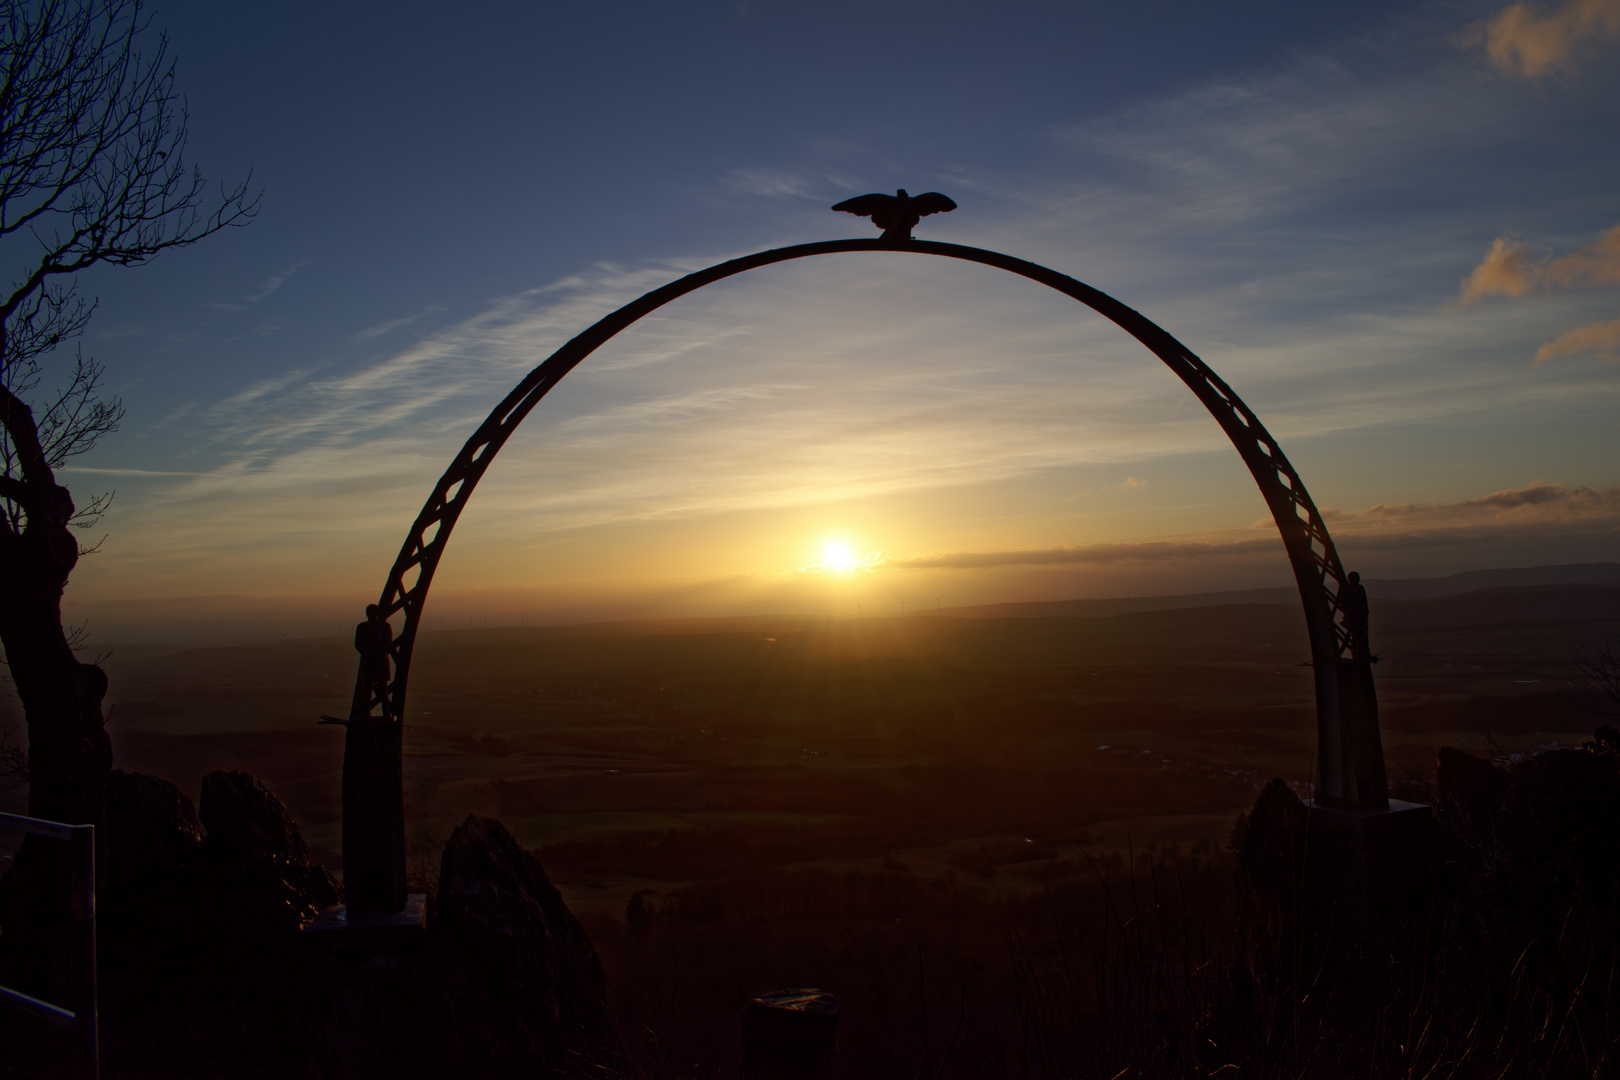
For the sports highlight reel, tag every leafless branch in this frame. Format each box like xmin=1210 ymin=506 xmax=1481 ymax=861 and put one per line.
xmin=0 ymin=722 xmax=28 ymax=786
xmin=33 ymin=350 xmax=123 ymax=467
xmin=71 ymin=489 xmax=112 ymax=528
xmin=63 ymin=615 xmax=89 ymax=649
xmin=1572 ymin=642 xmax=1620 ymax=717
xmin=0 ymin=0 xmax=257 ymax=532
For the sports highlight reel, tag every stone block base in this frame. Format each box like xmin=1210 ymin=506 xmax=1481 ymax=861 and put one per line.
xmin=1305 ymin=800 xmax=1436 ymax=936
xmin=305 ymin=893 xmax=427 ymax=945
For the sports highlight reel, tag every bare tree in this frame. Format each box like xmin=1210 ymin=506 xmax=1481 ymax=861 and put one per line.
xmin=0 ymin=0 xmax=255 ymax=1008
xmin=1572 ymin=641 xmax=1620 ymax=718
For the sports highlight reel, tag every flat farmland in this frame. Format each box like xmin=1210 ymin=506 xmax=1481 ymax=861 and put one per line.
xmin=1 ymin=582 xmax=1590 ymax=923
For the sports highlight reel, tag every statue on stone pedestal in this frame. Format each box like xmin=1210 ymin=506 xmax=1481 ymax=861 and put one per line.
xmin=353 ymin=604 xmax=394 ymax=720
xmin=1343 ymin=571 xmax=1371 ymax=661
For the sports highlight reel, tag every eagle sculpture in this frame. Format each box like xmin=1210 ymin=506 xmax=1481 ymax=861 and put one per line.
xmin=832 ymin=189 xmax=957 ymax=241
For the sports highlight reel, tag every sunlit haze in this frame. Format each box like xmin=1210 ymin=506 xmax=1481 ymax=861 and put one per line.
xmin=821 ymin=542 xmax=855 ymax=574
xmin=53 ymin=0 xmax=1620 ymax=643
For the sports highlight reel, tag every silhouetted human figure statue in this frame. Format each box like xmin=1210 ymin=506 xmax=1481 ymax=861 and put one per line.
xmin=354 ymin=603 xmax=394 ymax=719
xmin=1343 ymin=571 xmax=1371 ymax=660
xmin=832 ymin=189 xmax=956 ymax=240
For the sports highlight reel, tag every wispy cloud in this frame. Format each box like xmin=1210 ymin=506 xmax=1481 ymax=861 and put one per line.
xmin=1458 ymin=225 xmax=1620 ymax=303
xmin=1347 ymin=480 xmax=1620 ymax=521
xmin=880 ymin=481 xmax=1620 ymax=574
xmin=1536 ymin=316 xmax=1620 ymax=362
xmin=66 ymin=10 xmax=1620 ymax=603
xmin=1456 ymin=236 xmax=1537 ymax=303
xmin=210 ymin=261 xmax=307 ymax=311
xmin=57 ymin=466 xmax=205 ymax=477
xmin=1462 ymin=0 xmax=1620 ymax=78
xmin=181 ymin=17 xmax=1609 ymax=523
xmin=800 ymin=548 xmax=887 ymax=574
xmin=1047 ymin=52 xmax=1512 ymax=229
xmin=248 ymin=263 xmax=304 ymax=303
xmin=888 ymin=537 xmax=1282 ymax=571
xmin=1462 ymin=480 xmax=1619 ymax=512
xmin=354 ymin=304 xmax=447 ymax=341
xmin=210 ymin=370 xmax=313 ymax=414
xmin=1456 ymin=224 xmax=1620 ymax=361
xmin=724 ymin=167 xmax=819 ymax=199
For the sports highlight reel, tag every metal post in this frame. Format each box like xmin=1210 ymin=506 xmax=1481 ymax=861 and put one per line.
xmin=71 ymin=824 xmax=98 ymax=1080
xmin=0 ymin=812 xmax=98 ymax=1080
xmin=742 ymin=989 xmax=838 ymax=1080
xmin=341 ymin=719 xmax=407 ymax=914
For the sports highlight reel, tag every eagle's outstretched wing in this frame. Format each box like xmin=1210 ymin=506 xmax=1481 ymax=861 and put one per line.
xmin=831 ymin=193 xmax=895 ymax=218
xmin=833 ymin=191 xmax=955 ymax=237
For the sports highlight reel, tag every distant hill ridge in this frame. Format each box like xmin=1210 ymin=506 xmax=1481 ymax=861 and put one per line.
xmin=524 ymin=563 xmax=1620 ymax=635
xmin=933 ymin=562 xmax=1620 ymax=621
xmin=80 ymin=562 xmax=1620 ymax=646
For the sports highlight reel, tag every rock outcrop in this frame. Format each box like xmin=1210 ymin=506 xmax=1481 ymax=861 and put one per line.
xmin=312 ymin=814 xmax=614 ymax=1079
xmin=1231 ymin=777 xmax=1309 ymax=907
xmin=95 ymin=769 xmax=343 ymax=1076
xmin=197 ymin=768 xmax=339 ymax=929
xmin=435 ymin=814 xmax=611 ymax=1056
xmin=1436 ymin=745 xmax=1507 ymax=843
xmin=1440 ymin=743 xmax=1620 ymax=928
xmin=199 ymin=768 xmax=309 ymax=860
xmin=16 ymin=765 xmax=612 ymax=1078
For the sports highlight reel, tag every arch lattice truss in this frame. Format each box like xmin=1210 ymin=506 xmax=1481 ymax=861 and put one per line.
xmin=349 ymin=239 xmax=1374 ymax=808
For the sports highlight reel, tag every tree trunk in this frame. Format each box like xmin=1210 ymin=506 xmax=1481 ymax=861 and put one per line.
xmin=0 ymin=478 xmax=110 ymax=1008
xmin=0 ymin=0 xmax=257 ymax=1038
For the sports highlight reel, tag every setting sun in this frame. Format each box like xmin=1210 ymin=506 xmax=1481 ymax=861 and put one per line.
xmin=822 ymin=540 xmax=856 ymax=572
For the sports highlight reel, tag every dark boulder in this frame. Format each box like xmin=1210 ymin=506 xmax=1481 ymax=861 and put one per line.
xmin=433 ymin=814 xmax=611 ymax=1058
xmin=104 ymin=769 xmax=204 ymax=906
xmin=1229 ymin=777 xmax=1323 ymax=980
xmin=1436 ymin=746 xmax=1507 ymax=848
xmin=193 ymin=771 xmax=339 ymax=949
xmin=96 ymin=769 xmax=342 ymax=1075
xmin=102 ymin=770 xmax=205 ymax=940
xmin=200 ymin=768 xmax=309 ymax=861
xmin=1232 ymin=777 xmax=1309 ymax=910
xmin=1435 ymin=740 xmax=1620 ymax=888
xmin=108 ymin=768 xmax=203 ymax=852
xmin=1502 ymin=747 xmax=1620 ymax=904
xmin=1428 ymin=737 xmax=1620 ymax=1025
xmin=312 ymin=814 xmax=613 ymax=1079
xmin=197 ymin=768 xmax=338 ymax=931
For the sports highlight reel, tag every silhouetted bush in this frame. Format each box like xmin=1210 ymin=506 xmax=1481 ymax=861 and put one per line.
xmin=12 ymin=732 xmax=1617 ymax=1079
xmin=599 ymin=734 xmax=1620 ymax=1080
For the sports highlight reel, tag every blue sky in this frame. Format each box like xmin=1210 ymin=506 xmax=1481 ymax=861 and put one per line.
xmin=46 ymin=0 xmax=1620 ymax=635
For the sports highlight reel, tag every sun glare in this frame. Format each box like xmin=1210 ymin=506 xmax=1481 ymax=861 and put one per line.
xmin=822 ymin=540 xmax=856 ymax=572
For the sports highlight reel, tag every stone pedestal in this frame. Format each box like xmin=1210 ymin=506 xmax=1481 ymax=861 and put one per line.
xmin=742 ymin=989 xmax=839 ymax=1080
xmin=341 ymin=719 xmax=407 ymax=914
xmin=1305 ymin=799 xmax=1435 ymax=936
xmin=305 ymin=893 xmax=427 ymax=945
xmin=1335 ymin=660 xmax=1389 ymax=810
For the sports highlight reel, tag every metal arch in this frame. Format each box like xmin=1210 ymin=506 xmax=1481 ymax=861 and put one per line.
xmin=349 ymin=238 xmax=1374 ymax=807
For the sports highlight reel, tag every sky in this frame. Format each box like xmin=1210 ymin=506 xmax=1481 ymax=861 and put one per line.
xmin=31 ymin=0 xmax=1620 ymax=639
